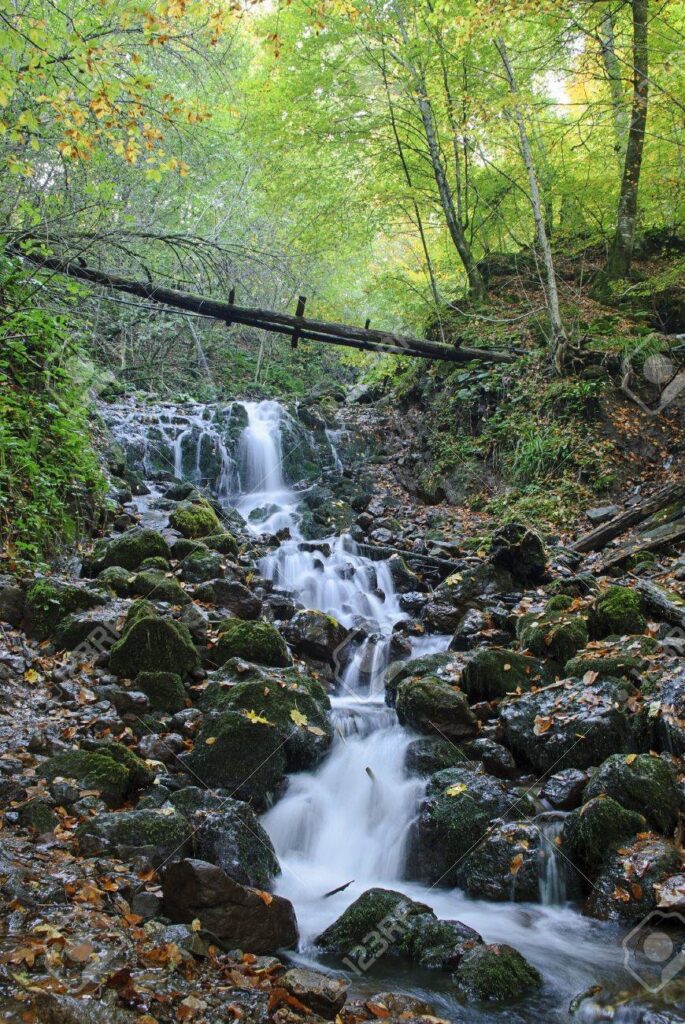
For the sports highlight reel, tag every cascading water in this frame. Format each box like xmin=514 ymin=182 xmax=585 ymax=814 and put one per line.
xmin=105 ymin=397 xmax=631 ymax=1022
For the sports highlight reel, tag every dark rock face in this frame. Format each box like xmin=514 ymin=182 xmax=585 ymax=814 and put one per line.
xmin=453 ymin=943 xmax=542 ymax=1001
xmin=285 ymin=609 xmax=350 ymax=664
xmin=414 ymin=768 xmax=514 ymax=885
xmin=656 ymin=670 xmax=685 ymax=754
xmin=395 ymin=676 xmax=477 ymax=741
xmin=77 ymin=807 xmax=192 ymax=864
xmin=588 ymin=837 xmax=681 ymax=923
xmin=540 ymin=768 xmax=588 ymax=810
xmin=162 ymin=858 xmax=298 ymax=953
xmin=109 ymin=612 xmax=199 ymax=677
xmin=0 ymin=575 xmax=25 ymax=627
xmin=462 ymin=822 xmax=543 ymax=902
xmin=213 ymin=618 xmax=291 ymax=668
xmin=194 ymin=579 xmax=262 ymax=619
xmin=88 ymin=528 xmax=171 ymax=573
xmin=562 ymin=797 xmax=646 ymax=876
xmin=583 ymin=753 xmax=680 ymax=833
xmin=488 ymin=522 xmax=547 ymax=584
xmin=24 ymin=579 xmax=107 ymax=640
xmin=461 ymin=648 xmax=553 ymax=703
xmin=279 ymin=968 xmax=348 ymax=1020
xmin=499 ymin=677 xmax=644 ymax=772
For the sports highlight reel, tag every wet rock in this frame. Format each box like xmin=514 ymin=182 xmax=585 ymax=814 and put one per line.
xmin=406 ymin=738 xmax=467 ymax=775
xmin=19 ymin=799 xmax=58 ymax=833
xmin=77 ymin=807 xmax=192 ymax=864
xmin=466 ymin=737 xmax=516 ymax=778
xmin=562 ymin=796 xmax=646 ymax=875
xmin=131 ymin=890 xmax=164 ymax=919
xmin=656 ymin=669 xmax=685 ymax=754
xmin=385 ymin=652 xmax=465 ymax=707
xmin=415 ymin=768 xmax=514 ymax=885
xmin=462 ymin=821 xmax=542 ymax=901
xmin=453 ymin=943 xmax=542 ymax=1001
xmin=279 ymin=968 xmax=348 ymax=1019
xmin=32 ymin=992 xmax=134 ymax=1024
xmin=0 ymin=575 xmax=25 ymax=626
xmin=131 ymin=569 xmax=190 ymax=604
xmin=517 ymin=609 xmax=588 ymax=664
xmin=179 ymin=550 xmax=225 ymax=583
xmin=88 ymin=528 xmax=171 ymax=573
xmin=586 ymin=505 xmax=620 ymax=525
xmin=54 ymin=605 xmax=126 ymax=651
xmin=588 ymin=585 xmax=647 ymax=640
xmin=213 ymin=618 xmax=291 ymax=668
xmin=540 ymin=768 xmax=588 ymax=810
xmin=135 ymin=670 xmax=186 ymax=713
xmin=137 ymin=732 xmax=185 ymax=763
xmin=489 ymin=522 xmax=547 ymax=584
xmin=461 ymin=648 xmax=554 ymax=703
xmin=285 ymin=609 xmax=350 ymax=664
xmin=109 ymin=607 xmax=199 ymax=677
xmin=162 ymin=858 xmax=298 ymax=952
xmin=421 ymin=565 xmax=515 ymax=633
xmin=97 ymin=685 xmax=150 ymax=715
xmin=499 ymin=677 xmax=642 ymax=772
xmin=449 ymin=609 xmax=488 ymax=651
xmin=584 ymin=753 xmax=680 ymax=833
xmin=588 ymin=836 xmax=681 ymax=922
xmin=42 ymin=744 xmax=152 ymax=807
xmin=565 ymin=636 xmax=656 ymax=680
xmin=387 ymin=555 xmax=426 ymax=594
xmin=194 ymin=579 xmax=262 ymax=619
xmin=23 ymin=579 xmax=107 ymax=640
xmin=170 ymin=499 xmax=221 ymax=538
xmin=96 ymin=565 xmax=132 ymax=597
xmin=395 ymin=676 xmax=477 ymax=741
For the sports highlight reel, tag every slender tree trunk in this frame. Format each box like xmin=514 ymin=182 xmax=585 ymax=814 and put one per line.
xmin=605 ymin=0 xmax=649 ymax=281
xmin=496 ymin=37 xmax=568 ymax=372
xmin=598 ymin=9 xmax=629 ymax=159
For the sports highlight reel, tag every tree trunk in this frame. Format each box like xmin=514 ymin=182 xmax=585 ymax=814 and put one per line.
xmin=496 ymin=37 xmax=568 ymax=372
xmin=598 ymin=9 xmax=629 ymax=160
xmin=604 ymin=0 xmax=649 ymax=281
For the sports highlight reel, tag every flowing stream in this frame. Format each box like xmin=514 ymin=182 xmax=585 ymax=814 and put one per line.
xmin=105 ymin=398 xmax=632 ymax=1022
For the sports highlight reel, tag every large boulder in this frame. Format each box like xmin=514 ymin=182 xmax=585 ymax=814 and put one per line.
xmin=588 ymin=586 xmax=647 ymax=640
xmin=88 ymin=529 xmax=171 ymax=573
xmin=131 ymin=570 xmax=190 ymax=605
xmin=385 ymin=652 xmax=465 ymax=707
xmin=23 ymin=579 xmax=106 ymax=640
xmin=414 ymin=768 xmax=514 ymax=885
xmin=135 ymin=671 xmax=186 ymax=713
xmin=562 ymin=797 xmax=647 ymax=875
xmin=109 ymin=609 xmax=199 ymax=677
xmin=170 ymin=499 xmax=221 ymax=539
xmin=162 ymin=858 xmax=298 ymax=953
xmin=168 ymin=787 xmax=280 ymax=888
xmin=461 ymin=648 xmax=554 ymax=703
xmin=453 ymin=943 xmax=542 ymax=1001
xmin=285 ymin=609 xmax=350 ymax=664
xmin=54 ymin=603 xmax=126 ymax=651
xmin=420 ymin=565 xmax=514 ymax=632
xmin=214 ymin=618 xmax=291 ymax=668
xmin=462 ymin=822 xmax=543 ymax=902
xmin=583 ymin=754 xmax=680 ymax=834
xmin=42 ymin=743 xmax=152 ymax=807
xmin=395 ymin=677 xmax=477 ymax=741
xmin=517 ymin=610 xmax=588 ymax=665
xmin=588 ymin=836 xmax=680 ymax=923
xmin=540 ymin=768 xmax=588 ymax=810
xmin=488 ymin=522 xmax=547 ymax=584
xmin=77 ymin=807 xmax=192 ymax=865
xmin=499 ymin=677 xmax=644 ymax=773
xmin=183 ymin=710 xmax=287 ymax=805
xmin=178 ymin=550 xmax=224 ymax=584
xmin=194 ymin=579 xmax=262 ymax=619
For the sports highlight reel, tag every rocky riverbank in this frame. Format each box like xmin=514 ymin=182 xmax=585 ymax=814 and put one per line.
xmin=1 ymin=396 xmax=685 ymax=1023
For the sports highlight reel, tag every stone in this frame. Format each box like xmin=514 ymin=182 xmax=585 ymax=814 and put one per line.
xmin=489 ymin=522 xmax=547 ymax=584
xmin=453 ymin=943 xmax=542 ymax=1001
xmin=179 ymin=550 xmax=224 ymax=583
xmin=23 ymin=579 xmax=106 ymax=640
xmin=204 ymin=532 xmax=240 ymax=556
xmin=588 ymin=586 xmax=647 ymax=640
xmin=131 ymin=890 xmax=164 ymax=920
xmin=386 ymin=555 xmax=426 ymax=594
xmin=109 ymin=609 xmax=199 ymax=677
xmin=286 ymin=609 xmax=350 ymax=664
xmin=89 ymin=529 xmax=171 ymax=573
xmin=395 ymin=677 xmax=477 ymax=741
xmin=461 ymin=822 xmax=543 ymax=901
xmin=585 ymin=505 xmax=620 ymax=525
xmin=137 ymin=733 xmax=185 ymax=763
xmin=562 ymin=796 xmax=646 ymax=876
xmin=96 ymin=565 xmax=132 ymax=597
xmin=131 ymin=570 xmax=190 ymax=605
xmin=78 ymin=807 xmax=192 ymax=864
xmin=385 ymin=652 xmax=465 ymax=707
xmin=135 ymin=671 xmax=186 ymax=713
xmin=170 ymin=500 xmax=221 ymax=538
xmin=588 ymin=837 xmax=680 ymax=923
xmin=0 ymin=575 xmax=24 ymax=626
xmin=53 ymin=605 xmax=125 ymax=651
xmin=517 ymin=610 xmax=588 ymax=665
xmin=214 ymin=618 xmax=291 ymax=668
xmin=194 ymin=579 xmax=262 ymax=619
xmin=467 ymin=737 xmax=516 ymax=778
xmin=279 ymin=968 xmax=348 ymax=1019
xmin=41 ymin=744 xmax=152 ymax=807
xmin=461 ymin=648 xmax=553 ymax=703
xmin=540 ymin=768 xmax=588 ymax=810
xmin=162 ymin=858 xmax=298 ymax=953
xmin=406 ymin=738 xmax=468 ymax=775
xmin=583 ymin=753 xmax=680 ymax=834
xmin=315 ymin=888 xmax=431 ymax=953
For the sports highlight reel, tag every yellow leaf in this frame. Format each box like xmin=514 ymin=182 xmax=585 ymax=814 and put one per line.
xmin=445 ymin=783 xmax=467 ymax=797
xmin=244 ymin=710 xmax=272 ymax=726
xmin=625 ymin=754 xmax=638 ymax=764
xmin=191 ymin=918 xmax=201 ymax=932
xmin=204 ymin=737 xmax=216 ymax=746
xmin=290 ymin=708 xmax=308 ymax=728
xmin=24 ymin=669 xmax=40 ymax=684
xmin=510 ymin=853 xmax=524 ymax=876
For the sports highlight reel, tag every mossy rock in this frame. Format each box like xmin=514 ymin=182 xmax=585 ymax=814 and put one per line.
xmin=562 ymin=796 xmax=646 ymax=876
xmin=453 ymin=944 xmax=542 ymax=1001
xmin=406 ymin=738 xmax=468 ymax=775
xmin=97 ymin=565 xmax=133 ymax=597
xmin=588 ymin=836 xmax=680 ymax=923
xmin=172 ymin=538 xmax=210 ymax=560
xmin=588 ymin=586 xmax=647 ymax=640
xmin=517 ymin=611 xmax=588 ymax=664
xmin=396 ymin=915 xmax=482 ymax=969
xmin=315 ymin=888 xmax=431 ymax=953
xmin=123 ymin=599 xmax=158 ymax=631
xmin=42 ymin=748 xmax=133 ymax=806
xmin=110 ymin=613 xmax=199 ymax=677
xmin=92 ymin=529 xmax=171 ymax=572
xmin=135 ymin=671 xmax=186 ymax=713
xmin=385 ymin=652 xmax=465 ymax=706
xmin=395 ymin=677 xmax=477 ymax=741
xmin=77 ymin=807 xmax=192 ymax=863
xmin=102 ymin=741 xmax=155 ymax=789
xmin=462 ymin=822 xmax=543 ymax=902
xmin=170 ymin=500 xmax=221 ymax=539
xmin=545 ymin=594 xmax=573 ymax=612
xmin=139 ymin=556 xmax=171 ymax=571
xmin=488 ymin=521 xmax=547 ymax=584
xmin=461 ymin=648 xmax=554 ymax=703
xmin=19 ymin=800 xmax=59 ymax=832
xmin=24 ymin=579 xmax=106 ymax=640
xmin=214 ymin=619 xmax=291 ymax=668
xmin=584 ymin=753 xmax=680 ymax=833
xmin=546 ymin=574 xmax=599 ymax=598
xmin=184 ymin=710 xmax=287 ymax=805
xmin=199 ymin=675 xmax=331 ymax=770
xmin=131 ymin=570 xmax=190 ymax=605
xmin=179 ymin=550 xmax=224 ymax=584
xmin=204 ymin=532 xmax=239 ymax=556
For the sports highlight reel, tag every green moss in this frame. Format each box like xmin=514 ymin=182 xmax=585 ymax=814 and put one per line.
xmin=461 ymin=648 xmax=554 ymax=702
xmin=546 ymin=594 xmax=573 ymax=612
xmin=19 ymin=800 xmax=58 ymax=832
xmin=24 ymin=579 xmax=105 ymax=639
xmin=171 ymin=538 xmax=209 ymax=559
xmin=563 ymin=796 xmax=646 ymax=874
xmin=454 ymin=944 xmax=542 ymax=1001
xmin=135 ymin=671 xmax=186 ymax=713
xmin=204 ymin=532 xmax=239 ymax=556
xmin=139 ymin=556 xmax=171 ymax=571
xmin=179 ymin=550 xmax=224 ymax=583
xmin=186 ymin=710 xmax=288 ymax=803
xmin=93 ymin=529 xmax=171 ymax=572
xmin=395 ymin=677 xmax=476 ymax=740
xmin=131 ymin=569 xmax=189 ymax=605
xmin=588 ymin=586 xmax=647 ymax=640
xmin=169 ymin=500 xmax=221 ymax=538
xmin=77 ymin=807 xmax=191 ymax=855
xmin=584 ymin=753 xmax=679 ymax=833
xmin=96 ymin=565 xmax=132 ymax=597
xmin=103 ymin=741 xmax=155 ymax=789
xmin=110 ymin=613 xmax=199 ymax=677
xmin=42 ymin=749 xmax=131 ymax=806
xmin=517 ymin=610 xmax=588 ymax=664
xmin=316 ymin=888 xmax=428 ymax=952
xmin=214 ymin=618 xmax=291 ymax=668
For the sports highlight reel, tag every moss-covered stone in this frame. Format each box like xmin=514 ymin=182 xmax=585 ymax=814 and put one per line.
xmin=135 ymin=671 xmax=186 ymax=713
xmin=24 ymin=579 xmax=106 ymax=640
xmin=545 ymin=594 xmax=574 ymax=612
xmin=102 ymin=741 xmax=155 ymax=789
xmin=461 ymin=648 xmax=554 ymax=703
xmin=397 ymin=915 xmax=482 ymax=969
xmin=139 ymin=556 xmax=171 ymax=571
xmin=92 ymin=529 xmax=171 ymax=572
xmin=96 ymin=565 xmax=133 ymax=597
xmin=415 ymin=768 xmax=513 ymax=885
xmin=170 ymin=500 xmax=221 ymax=539
xmin=385 ymin=652 xmax=465 ymax=706
xmin=199 ymin=674 xmax=330 ymax=770
xmin=184 ymin=710 xmax=288 ymax=805
xmin=214 ymin=619 xmax=291 ymax=668
xmin=562 ymin=796 xmax=646 ymax=875
xmin=172 ymin=538 xmax=209 ymax=560
xmin=488 ymin=522 xmax=547 ymax=584
xmin=42 ymin=749 xmax=131 ymax=806
xmin=454 ymin=944 xmax=542 ymax=1001
xmin=588 ymin=586 xmax=647 ymax=640
xmin=406 ymin=738 xmax=468 ymax=775
xmin=19 ymin=800 xmax=58 ymax=832
xmin=131 ymin=570 xmax=190 ymax=605
xmin=204 ymin=532 xmax=239 ymax=556
xmin=178 ymin=550 xmax=224 ymax=583
xmin=588 ymin=836 xmax=680 ymax=923
xmin=584 ymin=753 xmax=680 ymax=833
xmin=395 ymin=677 xmax=477 ymax=741
xmin=315 ymin=888 xmax=430 ymax=953
xmin=517 ymin=610 xmax=588 ymax=664
xmin=77 ymin=807 xmax=192 ymax=863
xmin=110 ymin=612 xmax=199 ymax=677
xmin=463 ymin=822 xmax=543 ymax=902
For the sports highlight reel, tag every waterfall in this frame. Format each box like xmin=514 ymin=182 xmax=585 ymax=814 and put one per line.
xmin=537 ymin=813 xmax=567 ymax=906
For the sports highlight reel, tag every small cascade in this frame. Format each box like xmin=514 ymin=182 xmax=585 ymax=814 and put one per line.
xmin=538 ymin=813 xmax=568 ymax=906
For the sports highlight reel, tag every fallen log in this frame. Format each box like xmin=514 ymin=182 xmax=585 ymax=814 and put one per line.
xmin=572 ymin=483 xmax=685 ymax=553
xmin=355 ymin=542 xmax=462 ymax=574
xmin=595 ymin=518 xmax=685 ymax=572
xmin=634 ymin=579 xmax=685 ymax=630
xmin=14 ymin=249 xmax=517 ymax=365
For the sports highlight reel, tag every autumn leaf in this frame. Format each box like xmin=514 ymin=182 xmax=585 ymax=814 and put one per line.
xmin=252 ymin=888 xmax=273 ymax=905
xmin=533 ymin=715 xmax=553 ymax=735
xmin=445 ymin=783 xmax=467 ymax=797
xmin=244 ymin=710 xmax=272 ymax=726
xmin=510 ymin=853 xmax=524 ymax=876
xmin=290 ymin=708 xmax=308 ymax=728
